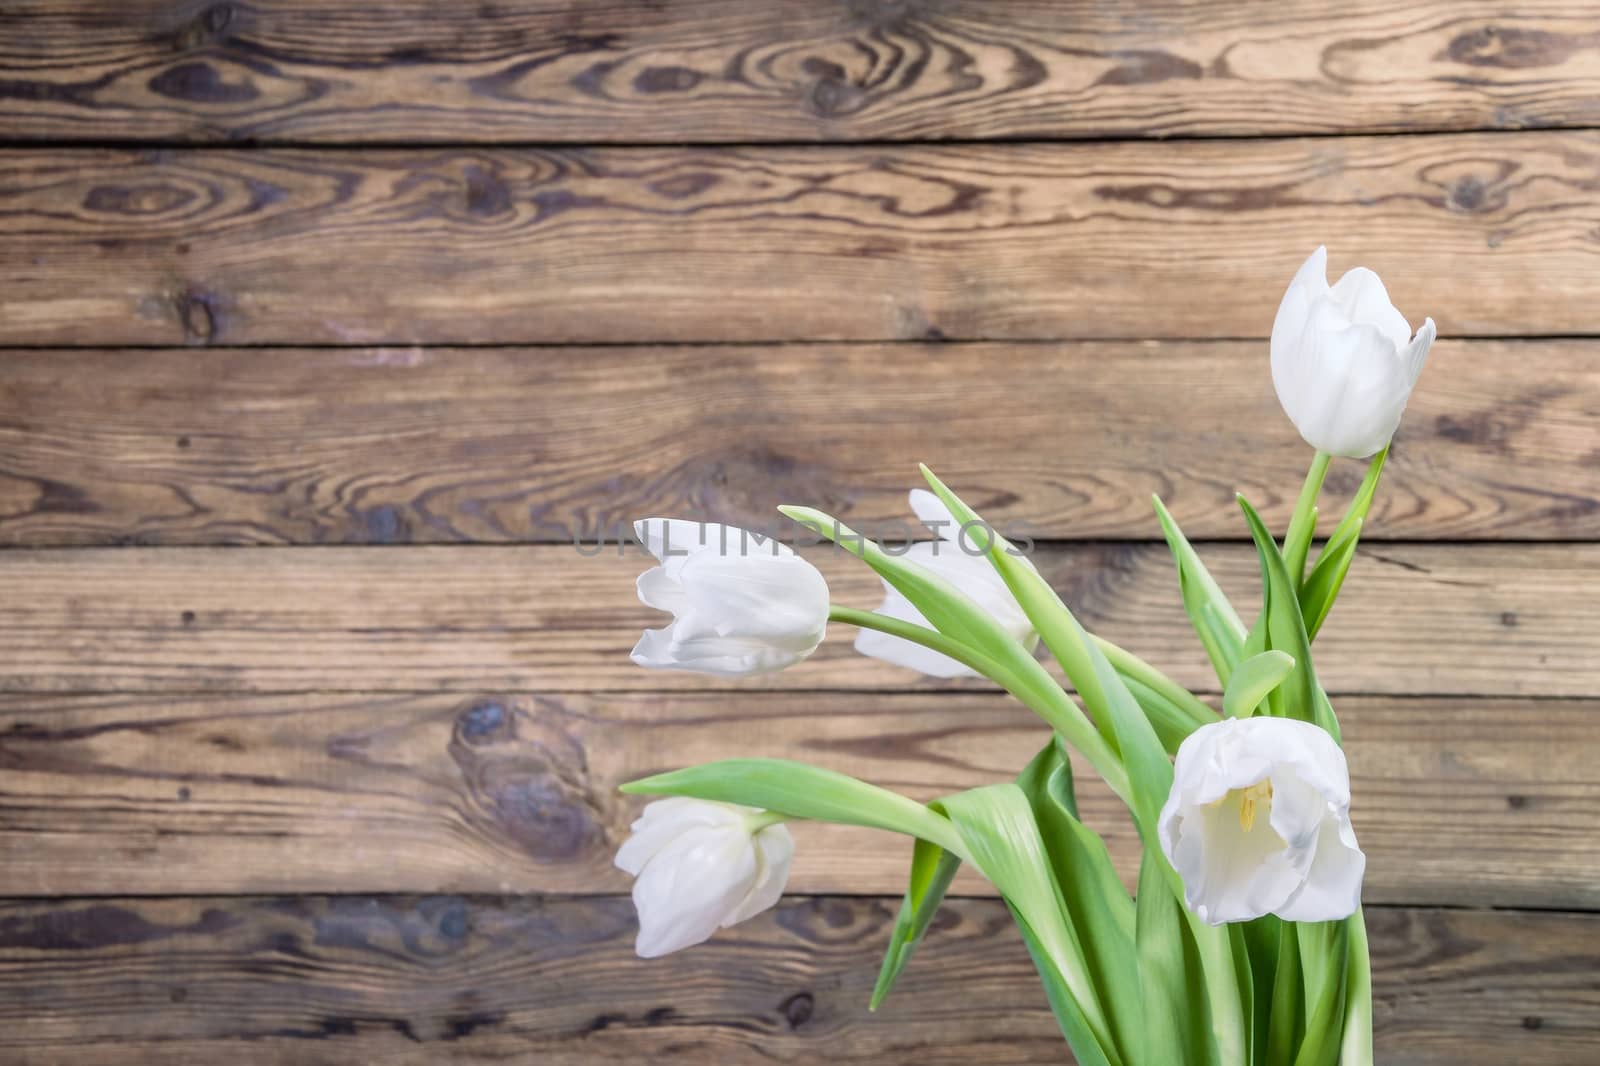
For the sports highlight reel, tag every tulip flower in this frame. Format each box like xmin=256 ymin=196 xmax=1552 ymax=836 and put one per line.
xmin=631 ymin=518 xmax=829 ymax=677
xmin=854 ymin=490 xmax=1038 ymax=677
xmin=615 ymin=797 xmax=794 ymax=958
xmin=1270 ymin=246 xmax=1436 ymax=458
xmin=1158 ymin=716 xmax=1365 ymax=926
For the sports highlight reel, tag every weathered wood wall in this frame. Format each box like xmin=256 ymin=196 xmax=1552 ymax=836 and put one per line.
xmin=2 ymin=2 xmax=1598 ymax=1062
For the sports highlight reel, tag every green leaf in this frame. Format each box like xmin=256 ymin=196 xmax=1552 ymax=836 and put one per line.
xmin=1236 ymin=496 xmax=1339 ymax=739
xmin=1292 ymin=921 xmax=1350 ymax=1066
xmin=921 ymin=467 xmax=1172 ymax=832
xmin=1153 ymin=496 xmax=1248 ymax=685
xmin=1223 ymin=651 xmax=1297 ymax=719
xmin=622 ymin=758 xmax=965 ymax=857
xmin=1121 ymin=673 xmax=1210 ymax=753
xmin=922 ymin=471 xmax=1251 ymax=1061
xmin=786 ymin=504 xmax=1123 ymax=794
xmin=940 ymin=784 xmax=1120 ymax=1064
xmin=1337 ymin=911 xmax=1374 ymax=1066
xmin=1017 ymin=737 xmax=1142 ymax=1060
xmin=869 ymin=838 xmax=962 ymax=1010
xmin=779 ymin=505 xmax=1008 ymax=661
xmin=1299 ymin=446 xmax=1387 ymax=643
xmin=1239 ymin=917 xmax=1283 ymax=1064
xmin=872 ymin=734 xmax=1098 ymax=1015
xmin=1299 ymin=518 xmax=1362 ymax=642
xmin=1016 ymin=734 xmax=1081 ymax=821
xmin=1012 ymin=909 xmax=1119 ymax=1066
xmin=1323 ymin=446 xmax=1388 ymax=558
xmin=1135 ymin=850 xmax=1222 ymax=1065
xmin=1266 ymin=916 xmax=1305 ymax=1066
xmin=1093 ymin=636 xmax=1219 ymax=753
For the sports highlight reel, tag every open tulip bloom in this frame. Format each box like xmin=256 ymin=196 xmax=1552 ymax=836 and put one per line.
xmin=613 ymin=249 xmax=1434 ymax=1064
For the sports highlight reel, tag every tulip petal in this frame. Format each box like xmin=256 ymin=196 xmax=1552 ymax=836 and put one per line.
xmin=1329 ymin=266 xmax=1412 ymax=351
xmin=852 ymin=540 xmax=1035 ymax=678
xmin=627 ymin=519 xmax=830 ymax=678
xmin=615 ymin=797 xmax=746 ymax=875
xmin=678 ymin=550 xmax=829 ymax=647
xmin=854 ymin=584 xmax=978 ymax=678
xmin=1175 ymin=793 xmax=1302 ymax=925
xmin=636 ymin=566 xmax=688 ymax=613
xmin=1291 ymin=246 xmax=1330 ymax=297
xmin=655 ymin=630 xmax=805 ymax=676
xmin=1270 ymin=248 xmax=1433 ymax=458
xmin=1265 ymin=717 xmax=1352 ymax=807
xmin=1299 ymin=312 xmax=1412 ymax=458
xmin=633 ymin=518 xmax=714 ymax=564
xmin=909 ymin=488 xmax=960 ymax=541
xmin=908 ymin=488 xmax=1042 ymax=577
xmin=1405 ymin=317 xmax=1437 ymax=385
xmin=1273 ymin=816 xmax=1366 ymax=923
xmin=630 ymin=625 xmax=684 ymax=670
xmin=1161 ymin=717 xmax=1364 ymax=925
xmin=632 ymin=825 xmax=758 ymax=957
xmin=724 ymin=823 xmax=794 ymax=925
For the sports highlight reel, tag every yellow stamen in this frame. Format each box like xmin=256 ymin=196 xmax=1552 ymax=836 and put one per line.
xmin=1238 ymin=780 xmax=1273 ymax=833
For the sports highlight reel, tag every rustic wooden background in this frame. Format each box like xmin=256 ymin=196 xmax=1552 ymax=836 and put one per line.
xmin=2 ymin=2 xmax=1599 ymax=1063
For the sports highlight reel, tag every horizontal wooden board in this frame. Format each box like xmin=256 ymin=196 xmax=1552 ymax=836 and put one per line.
xmin=1 ymin=339 xmax=1594 ymax=545
xmin=1 ymin=690 xmax=1593 ymax=908
xmin=2 ymin=133 xmax=1599 ymax=345
xmin=3 ymin=2 xmax=1600 ymax=144
xmin=0 ymin=542 xmax=1587 ymax=697
xmin=0 ymin=895 xmax=1592 ymax=1064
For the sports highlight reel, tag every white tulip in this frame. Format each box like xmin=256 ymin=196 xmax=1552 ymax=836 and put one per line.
xmin=855 ymin=490 xmax=1038 ymax=678
xmin=1271 ymin=246 xmax=1436 ymax=458
xmin=1158 ymin=716 xmax=1365 ymax=925
xmin=615 ymin=797 xmax=794 ymax=958
xmin=631 ymin=518 xmax=829 ymax=677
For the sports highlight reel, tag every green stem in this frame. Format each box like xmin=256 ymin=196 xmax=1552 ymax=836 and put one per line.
xmin=1282 ymin=451 xmax=1331 ymax=586
xmin=1091 ymin=635 xmax=1218 ymax=727
xmin=830 ymin=605 xmax=1132 ymax=803
xmin=744 ymin=810 xmax=789 ymax=834
xmin=830 ymin=605 xmax=1016 ymax=681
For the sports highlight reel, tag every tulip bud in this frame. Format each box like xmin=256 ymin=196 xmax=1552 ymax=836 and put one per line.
xmin=1158 ymin=716 xmax=1365 ymax=925
xmin=855 ymin=490 xmax=1039 ymax=677
xmin=614 ymin=797 xmax=794 ymax=958
xmin=1271 ymin=246 xmax=1436 ymax=458
xmin=630 ymin=518 xmax=829 ymax=677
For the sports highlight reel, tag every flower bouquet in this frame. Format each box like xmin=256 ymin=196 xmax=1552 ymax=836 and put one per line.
xmin=612 ymin=247 xmax=1436 ymax=1065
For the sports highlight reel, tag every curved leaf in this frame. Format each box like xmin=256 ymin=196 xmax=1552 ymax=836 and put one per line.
xmin=622 ymin=758 xmax=965 ymax=857
xmin=1223 ymin=651 xmax=1297 ymax=719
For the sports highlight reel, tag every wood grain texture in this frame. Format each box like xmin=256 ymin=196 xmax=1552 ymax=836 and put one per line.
xmin=1 ymin=339 xmax=1595 ymax=545
xmin=4 ymin=133 xmax=1600 ymax=345
xmin=1 ymin=690 xmax=1593 ymax=907
xmin=0 ymin=895 xmax=1593 ymax=1064
xmin=0 ymin=542 xmax=1586 ymax=696
xmin=4 ymin=2 xmax=1600 ymax=144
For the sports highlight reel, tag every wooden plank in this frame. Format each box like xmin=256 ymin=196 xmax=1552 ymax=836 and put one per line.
xmin=0 ymin=542 xmax=1586 ymax=697
xmin=4 ymin=2 xmax=1600 ymax=144
xmin=2 ymin=133 xmax=1599 ymax=345
xmin=1 ymin=339 xmax=1594 ymax=545
xmin=0 ymin=895 xmax=1592 ymax=1064
xmin=1 ymin=691 xmax=1594 ymax=908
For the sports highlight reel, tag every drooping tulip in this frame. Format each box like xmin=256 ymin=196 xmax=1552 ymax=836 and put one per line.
xmin=614 ymin=797 xmax=794 ymax=958
xmin=1158 ymin=716 xmax=1365 ymax=925
xmin=631 ymin=518 xmax=829 ymax=677
xmin=1270 ymin=246 xmax=1436 ymax=458
xmin=854 ymin=490 xmax=1038 ymax=678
